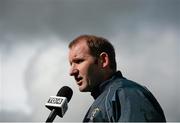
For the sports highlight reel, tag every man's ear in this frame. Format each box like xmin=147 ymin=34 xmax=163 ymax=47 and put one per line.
xmin=99 ymin=52 xmax=110 ymax=68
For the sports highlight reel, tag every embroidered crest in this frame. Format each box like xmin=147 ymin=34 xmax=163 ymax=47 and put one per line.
xmin=90 ymin=108 xmax=100 ymax=120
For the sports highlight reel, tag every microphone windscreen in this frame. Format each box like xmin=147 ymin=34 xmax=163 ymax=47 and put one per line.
xmin=56 ymin=86 xmax=73 ymax=102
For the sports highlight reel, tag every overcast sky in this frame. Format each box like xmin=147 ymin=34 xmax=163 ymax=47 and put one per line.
xmin=0 ymin=0 xmax=180 ymax=122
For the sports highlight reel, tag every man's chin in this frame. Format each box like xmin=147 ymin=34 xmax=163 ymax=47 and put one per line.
xmin=78 ymin=86 xmax=89 ymax=92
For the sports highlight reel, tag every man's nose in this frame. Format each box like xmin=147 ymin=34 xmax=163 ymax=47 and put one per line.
xmin=69 ymin=67 xmax=79 ymax=76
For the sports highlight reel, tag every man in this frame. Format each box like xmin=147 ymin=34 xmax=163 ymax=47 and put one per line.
xmin=68 ymin=34 xmax=166 ymax=122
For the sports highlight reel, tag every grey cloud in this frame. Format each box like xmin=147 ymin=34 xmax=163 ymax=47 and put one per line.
xmin=0 ymin=0 xmax=179 ymax=41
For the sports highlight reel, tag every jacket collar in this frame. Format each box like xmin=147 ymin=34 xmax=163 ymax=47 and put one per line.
xmin=91 ymin=71 xmax=123 ymax=99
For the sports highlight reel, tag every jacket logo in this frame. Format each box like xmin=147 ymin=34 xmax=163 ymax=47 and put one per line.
xmin=90 ymin=108 xmax=100 ymax=120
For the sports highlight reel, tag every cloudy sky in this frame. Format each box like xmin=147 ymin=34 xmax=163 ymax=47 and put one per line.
xmin=0 ymin=0 xmax=179 ymax=122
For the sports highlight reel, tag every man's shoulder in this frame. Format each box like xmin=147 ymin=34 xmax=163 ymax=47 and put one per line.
xmin=111 ymin=76 xmax=144 ymax=90
xmin=108 ymin=77 xmax=151 ymax=99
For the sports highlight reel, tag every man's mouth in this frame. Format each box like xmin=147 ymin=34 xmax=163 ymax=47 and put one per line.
xmin=75 ymin=76 xmax=83 ymax=84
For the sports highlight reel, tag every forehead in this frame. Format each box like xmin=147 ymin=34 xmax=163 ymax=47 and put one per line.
xmin=69 ymin=40 xmax=91 ymax=58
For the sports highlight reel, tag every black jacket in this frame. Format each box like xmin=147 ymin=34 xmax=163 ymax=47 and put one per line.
xmin=83 ymin=71 xmax=166 ymax=122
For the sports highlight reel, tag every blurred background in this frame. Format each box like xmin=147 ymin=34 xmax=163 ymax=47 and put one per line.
xmin=0 ymin=0 xmax=179 ymax=122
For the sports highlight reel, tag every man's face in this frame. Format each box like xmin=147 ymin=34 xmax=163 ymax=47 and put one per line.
xmin=68 ymin=41 xmax=102 ymax=92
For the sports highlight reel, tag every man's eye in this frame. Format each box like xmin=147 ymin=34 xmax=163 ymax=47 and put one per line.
xmin=75 ymin=59 xmax=83 ymax=64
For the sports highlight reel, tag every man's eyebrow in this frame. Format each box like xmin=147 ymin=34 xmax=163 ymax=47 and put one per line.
xmin=72 ymin=57 xmax=84 ymax=61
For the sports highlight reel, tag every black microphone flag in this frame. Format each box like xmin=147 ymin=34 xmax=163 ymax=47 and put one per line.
xmin=45 ymin=86 xmax=73 ymax=122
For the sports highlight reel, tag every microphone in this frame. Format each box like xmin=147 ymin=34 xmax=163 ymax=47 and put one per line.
xmin=45 ymin=86 xmax=73 ymax=122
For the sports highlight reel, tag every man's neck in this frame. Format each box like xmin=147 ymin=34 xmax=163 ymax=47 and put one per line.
xmin=90 ymin=70 xmax=117 ymax=99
